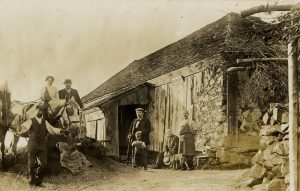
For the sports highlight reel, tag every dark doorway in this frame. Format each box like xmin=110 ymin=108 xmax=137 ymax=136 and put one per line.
xmin=118 ymin=104 xmax=147 ymax=156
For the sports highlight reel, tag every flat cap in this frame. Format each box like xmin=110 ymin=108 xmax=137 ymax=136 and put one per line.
xmin=135 ymin=108 xmax=146 ymax=112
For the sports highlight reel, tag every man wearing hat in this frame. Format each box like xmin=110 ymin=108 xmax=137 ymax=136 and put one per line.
xmin=153 ymin=129 xmax=179 ymax=169
xmin=19 ymin=103 xmax=69 ymax=187
xmin=127 ymin=108 xmax=151 ymax=165
xmin=58 ymin=79 xmax=83 ymax=109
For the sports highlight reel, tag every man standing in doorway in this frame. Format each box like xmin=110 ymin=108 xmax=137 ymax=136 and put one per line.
xmin=128 ymin=108 xmax=151 ymax=167
xmin=58 ymin=79 xmax=84 ymax=109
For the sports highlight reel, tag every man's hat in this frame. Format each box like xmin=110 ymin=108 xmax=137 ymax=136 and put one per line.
xmin=135 ymin=108 xmax=146 ymax=112
xmin=63 ymin=79 xmax=72 ymax=84
xmin=163 ymin=157 xmax=171 ymax=166
xmin=135 ymin=131 xmax=142 ymax=138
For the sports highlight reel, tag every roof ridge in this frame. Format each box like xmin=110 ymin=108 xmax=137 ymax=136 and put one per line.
xmin=82 ymin=13 xmax=279 ymax=104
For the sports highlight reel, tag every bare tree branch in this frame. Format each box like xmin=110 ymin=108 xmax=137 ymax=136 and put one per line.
xmin=241 ymin=3 xmax=300 ymax=17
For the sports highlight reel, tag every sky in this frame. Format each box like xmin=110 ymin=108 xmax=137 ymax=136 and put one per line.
xmin=0 ymin=0 xmax=298 ymax=101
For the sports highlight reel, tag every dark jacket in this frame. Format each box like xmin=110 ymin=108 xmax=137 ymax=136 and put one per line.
xmin=129 ymin=118 xmax=151 ymax=145
xmin=28 ymin=118 xmax=48 ymax=146
xmin=58 ymin=88 xmax=83 ymax=109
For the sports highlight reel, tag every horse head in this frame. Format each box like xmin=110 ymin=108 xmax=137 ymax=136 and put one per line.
xmin=55 ymin=98 xmax=81 ymax=129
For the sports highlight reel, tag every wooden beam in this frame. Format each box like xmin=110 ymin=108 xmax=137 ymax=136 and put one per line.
xmin=236 ymin=58 xmax=287 ymax=64
xmin=288 ymin=38 xmax=300 ymax=191
xmin=241 ymin=3 xmax=300 ymax=17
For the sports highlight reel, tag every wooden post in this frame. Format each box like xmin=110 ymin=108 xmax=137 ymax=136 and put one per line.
xmin=288 ymin=38 xmax=299 ymax=191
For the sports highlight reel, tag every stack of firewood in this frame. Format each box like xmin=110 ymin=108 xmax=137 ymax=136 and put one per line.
xmin=247 ymin=103 xmax=289 ymax=191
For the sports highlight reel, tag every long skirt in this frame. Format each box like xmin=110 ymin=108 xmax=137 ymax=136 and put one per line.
xmin=178 ymin=134 xmax=195 ymax=156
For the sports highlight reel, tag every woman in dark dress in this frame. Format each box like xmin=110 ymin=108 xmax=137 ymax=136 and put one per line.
xmin=178 ymin=110 xmax=196 ymax=170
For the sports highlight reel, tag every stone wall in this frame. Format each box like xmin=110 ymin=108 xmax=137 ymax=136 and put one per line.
xmin=246 ymin=103 xmax=289 ymax=191
xmin=189 ymin=62 xmax=227 ymax=151
xmin=148 ymin=55 xmax=228 ymax=153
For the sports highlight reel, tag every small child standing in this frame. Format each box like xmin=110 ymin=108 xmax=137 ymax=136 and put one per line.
xmin=132 ymin=131 xmax=147 ymax=170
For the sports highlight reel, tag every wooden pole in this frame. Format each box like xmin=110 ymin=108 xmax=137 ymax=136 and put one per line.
xmin=226 ymin=67 xmax=246 ymax=73
xmin=240 ymin=4 xmax=300 ymax=190
xmin=236 ymin=57 xmax=287 ymax=64
xmin=241 ymin=3 xmax=300 ymax=17
xmin=288 ymin=38 xmax=299 ymax=191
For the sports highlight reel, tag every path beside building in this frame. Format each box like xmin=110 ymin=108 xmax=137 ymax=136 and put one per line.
xmin=0 ymin=157 xmax=250 ymax=191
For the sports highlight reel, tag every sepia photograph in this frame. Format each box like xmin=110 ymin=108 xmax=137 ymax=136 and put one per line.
xmin=0 ymin=0 xmax=299 ymax=190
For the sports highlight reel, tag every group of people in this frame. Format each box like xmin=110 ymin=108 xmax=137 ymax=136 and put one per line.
xmin=41 ymin=75 xmax=83 ymax=109
xmin=21 ymin=75 xmax=84 ymax=187
xmin=21 ymin=76 xmax=195 ymax=187
xmin=128 ymin=109 xmax=196 ymax=171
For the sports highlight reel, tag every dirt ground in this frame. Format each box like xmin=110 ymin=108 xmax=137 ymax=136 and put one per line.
xmin=0 ymin=156 xmax=251 ymax=191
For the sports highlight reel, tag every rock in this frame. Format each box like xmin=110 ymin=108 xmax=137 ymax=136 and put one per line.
xmin=284 ymin=174 xmax=289 ymax=184
xmin=260 ymin=136 xmax=279 ymax=148
xmin=252 ymin=182 xmax=268 ymax=191
xmin=263 ymin=177 xmax=269 ymax=183
xmin=270 ymin=165 xmax=283 ymax=178
xmin=286 ymin=185 xmax=289 ymax=191
xmin=250 ymin=163 xmax=267 ymax=179
xmin=273 ymin=108 xmax=282 ymax=122
xmin=263 ymin=112 xmax=270 ymax=125
xmin=272 ymin=141 xmax=289 ymax=156
xmin=283 ymin=134 xmax=288 ymax=141
xmin=263 ymin=145 xmax=282 ymax=167
xmin=281 ymin=112 xmax=288 ymax=124
xmin=260 ymin=125 xmax=281 ymax=136
xmin=280 ymin=124 xmax=289 ymax=133
xmin=270 ymin=116 xmax=275 ymax=125
xmin=281 ymin=157 xmax=289 ymax=175
xmin=252 ymin=150 xmax=265 ymax=166
xmin=266 ymin=178 xmax=287 ymax=191
xmin=247 ymin=177 xmax=263 ymax=188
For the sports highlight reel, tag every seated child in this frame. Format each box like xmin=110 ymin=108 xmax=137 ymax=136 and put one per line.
xmin=132 ymin=131 xmax=147 ymax=170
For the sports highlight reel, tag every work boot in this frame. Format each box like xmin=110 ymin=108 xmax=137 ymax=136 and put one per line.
xmin=185 ymin=162 xmax=191 ymax=171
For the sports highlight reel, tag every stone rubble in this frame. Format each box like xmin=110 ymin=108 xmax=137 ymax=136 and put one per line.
xmin=247 ymin=103 xmax=289 ymax=191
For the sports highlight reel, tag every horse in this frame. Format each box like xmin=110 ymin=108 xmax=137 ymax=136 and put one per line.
xmin=0 ymin=97 xmax=81 ymax=166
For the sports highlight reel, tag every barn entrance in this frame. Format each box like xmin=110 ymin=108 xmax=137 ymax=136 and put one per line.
xmin=118 ymin=104 xmax=148 ymax=156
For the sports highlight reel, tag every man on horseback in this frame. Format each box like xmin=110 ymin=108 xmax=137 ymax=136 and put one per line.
xmin=19 ymin=103 xmax=68 ymax=187
xmin=58 ymin=79 xmax=83 ymax=109
xmin=59 ymin=79 xmax=83 ymax=143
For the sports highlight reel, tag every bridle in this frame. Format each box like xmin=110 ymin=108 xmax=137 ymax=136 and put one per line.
xmin=53 ymin=100 xmax=80 ymax=128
